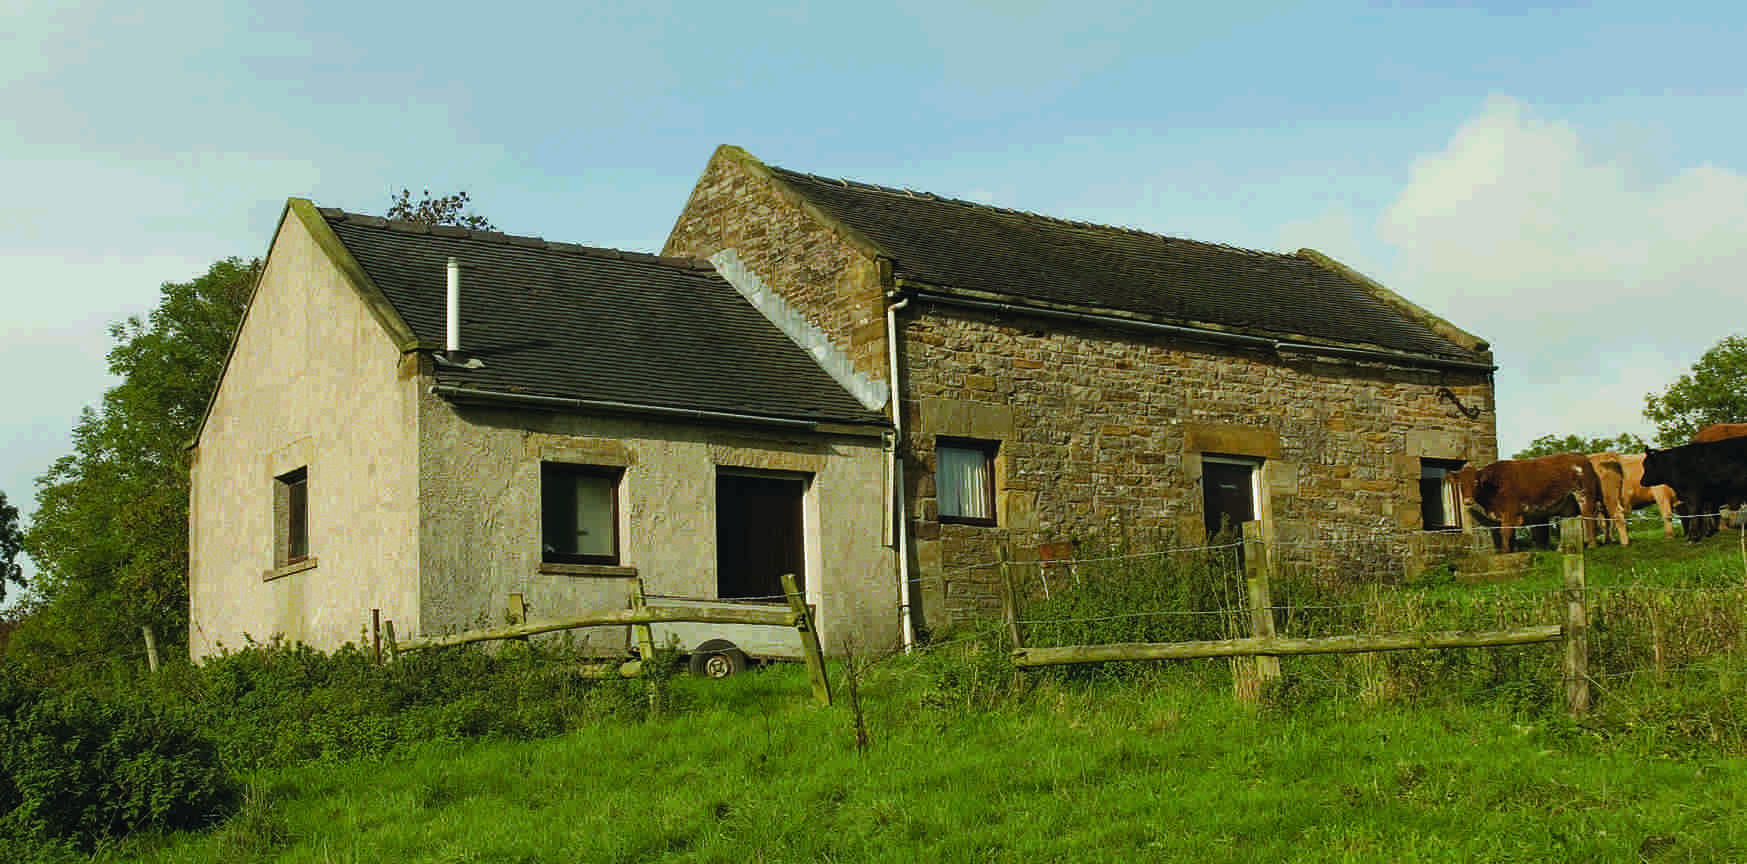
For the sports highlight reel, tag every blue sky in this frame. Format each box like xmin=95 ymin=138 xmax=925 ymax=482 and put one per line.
xmin=5 ymin=0 xmax=1744 ymax=589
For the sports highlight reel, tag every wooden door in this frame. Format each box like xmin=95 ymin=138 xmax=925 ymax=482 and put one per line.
xmin=717 ymin=473 xmax=806 ymax=600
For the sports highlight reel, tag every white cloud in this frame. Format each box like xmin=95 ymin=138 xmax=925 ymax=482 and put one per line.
xmin=1378 ymin=95 xmax=1746 ymax=456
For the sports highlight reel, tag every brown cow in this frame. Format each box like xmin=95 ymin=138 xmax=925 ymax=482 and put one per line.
xmin=1471 ymin=454 xmax=1604 ymax=552
xmin=1587 ymin=453 xmax=1630 ymax=545
xmin=1693 ymin=423 xmax=1747 ymax=443
xmin=1588 ymin=452 xmax=1679 ymax=544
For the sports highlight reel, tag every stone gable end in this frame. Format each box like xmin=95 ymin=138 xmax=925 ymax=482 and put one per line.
xmin=664 ymin=147 xmax=891 ymax=386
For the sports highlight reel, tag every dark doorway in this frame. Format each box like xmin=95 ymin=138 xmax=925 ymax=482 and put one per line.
xmin=717 ymin=472 xmax=807 ymax=600
xmin=1202 ymin=458 xmax=1258 ymax=541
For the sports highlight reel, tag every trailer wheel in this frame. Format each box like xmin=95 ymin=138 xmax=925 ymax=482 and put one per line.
xmin=689 ymin=640 xmax=748 ymax=679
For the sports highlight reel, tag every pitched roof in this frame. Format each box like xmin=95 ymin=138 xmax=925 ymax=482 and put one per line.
xmin=318 ymin=208 xmax=887 ymax=427
xmin=764 ymin=164 xmax=1487 ymax=362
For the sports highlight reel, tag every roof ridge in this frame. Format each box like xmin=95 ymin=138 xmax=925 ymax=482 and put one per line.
xmin=767 ymin=167 xmax=1285 ymax=260
xmin=317 ymin=206 xmax=716 ymax=270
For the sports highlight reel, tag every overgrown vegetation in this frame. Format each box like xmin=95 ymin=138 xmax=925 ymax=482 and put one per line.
xmin=6 ymin=524 xmax=1747 ymax=861
xmin=0 ymin=637 xmax=651 ymax=857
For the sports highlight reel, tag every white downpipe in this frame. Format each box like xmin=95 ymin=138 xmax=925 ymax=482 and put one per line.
xmin=887 ymin=295 xmax=916 ymax=653
xmin=446 ymin=257 xmax=461 ymax=354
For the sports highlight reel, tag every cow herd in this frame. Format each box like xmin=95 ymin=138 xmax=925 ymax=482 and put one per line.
xmin=1457 ymin=423 xmax=1747 ymax=551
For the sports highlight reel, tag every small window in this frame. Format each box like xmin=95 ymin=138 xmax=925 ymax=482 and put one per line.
xmin=1201 ymin=455 xmax=1261 ymax=541
xmin=937 ymin=438 xmax=997 ymax=525
xmin=1420 ymin=459 xmax=1466 ymax=531
xmin=274 ymin=467 xmax=309 ymax=566
xmin=542 ymin=464 xmax=621 ymax=565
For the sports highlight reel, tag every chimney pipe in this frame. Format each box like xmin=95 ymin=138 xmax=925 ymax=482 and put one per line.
xmin=446 ymin=257 xmax=460 ymax=355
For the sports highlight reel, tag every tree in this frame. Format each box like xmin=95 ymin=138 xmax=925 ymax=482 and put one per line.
xmin=385 ymin=188 xmax=496 ymax=231
xmin=23 ymin=258 xmax=257 ymax=658
xmin=1643 ymin=335 xmax=1747 ymax=446
xmin=0 ymin=491 xmax=24 ymax=603
xmin=1512 ymin=432 xmax=1648 ymax=460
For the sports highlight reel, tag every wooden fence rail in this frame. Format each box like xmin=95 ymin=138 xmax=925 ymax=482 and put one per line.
xmin=1006 ymin=518 xmax=1592 ymax=715
xmin=394 ymin=605 xmax=796 ymax=652
xmin=390 ymin=574 xmax=832 ymax=706
xmin=1012 ymin=625 xmax=1564 ymax=666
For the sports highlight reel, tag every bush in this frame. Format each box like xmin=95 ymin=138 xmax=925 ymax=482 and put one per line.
xmin=0 ymin=670 xmax=238 ymax=850
xmin=179 ymin=637 xmax=642 ymax=770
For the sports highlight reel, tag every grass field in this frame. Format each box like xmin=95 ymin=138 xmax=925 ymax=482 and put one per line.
xmin=31 ymin=522 xmax=1747 ymax=863
xmin=96 ymin=662 xmax=1747 ymax=863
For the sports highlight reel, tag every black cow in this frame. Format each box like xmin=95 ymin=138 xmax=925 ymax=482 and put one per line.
xmin=1641 ymin=436 xmax=1747 ymax=542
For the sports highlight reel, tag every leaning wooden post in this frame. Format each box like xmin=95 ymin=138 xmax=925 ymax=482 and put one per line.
xmin=1563 ymin=544 xmax=1590 ymax=715
xmin=383 ymin=620 xmax=399 ymax=663
xmin=782 ymin=572 xmax=832 ymax=706
xmin=630 ymin=580 xmax=657 ymax=666
xmin=997 ymin=541 xmax=1025 ymax=690
xmin=141 ymin=625 xmax=160 ymax=674
xmin=372 ymin=608 xmax=382 ymax=665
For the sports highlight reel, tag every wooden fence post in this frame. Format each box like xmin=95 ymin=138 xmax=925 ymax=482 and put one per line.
xmin=1235 ymin=521 xmax=1281 ymax=704
xmin=383 ymin=620 xmax=399 ymax=663
xmin=629 ymin=581 xmax=657 ymax=663
xmin=1649 ymin=591 xmax=1667 ymax=686
xmin=782 ymin=572 xmax=832 ymax=706
xmin=1563 ymin=543 xmax=1590 ymax=715
xmin=141 ymin=625 xmax=160 ymax=674
xmin=998 ymin=541 xmax=1025 ymax=690
xmin=372 ymin=609 xmax=382 ymax=665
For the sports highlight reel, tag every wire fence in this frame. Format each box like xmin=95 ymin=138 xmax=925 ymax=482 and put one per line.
xmin=886 ymin=515 xmax=1747 ymax=723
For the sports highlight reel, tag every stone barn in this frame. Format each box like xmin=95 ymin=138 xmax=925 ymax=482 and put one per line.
xmin=665 ymin=145 xmax=1499 ymax=634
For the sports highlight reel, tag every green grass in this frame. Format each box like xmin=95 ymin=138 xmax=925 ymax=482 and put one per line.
xmin=29 ymin=524 xmax=1747 ymax=863
xmin=71 ymin=658 xmax=1747 ymax=864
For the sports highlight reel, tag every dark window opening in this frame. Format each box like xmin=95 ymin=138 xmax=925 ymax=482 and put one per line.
xmin=542 ymin=464 xmax=621 ymax=565
xmin=275 ymin=467 xmax=309 ymax=567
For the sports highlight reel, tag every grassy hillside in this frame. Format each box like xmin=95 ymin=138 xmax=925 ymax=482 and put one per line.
xmin=96 ymin=664 xmax=1747 ymax=863
xmin=13 ymin=522 xmax=1747 ymax=863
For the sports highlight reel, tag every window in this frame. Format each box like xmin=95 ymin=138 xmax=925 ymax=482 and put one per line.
xmin=1419 ymin=459 xmax=1466 ymax=531
xmin=937 ymin=438 xmax=997 ymax=525
xmin=541 ymin=463 xmax=620 ymax=565
xmin=274 ymin=467 xmax=309 ymax=567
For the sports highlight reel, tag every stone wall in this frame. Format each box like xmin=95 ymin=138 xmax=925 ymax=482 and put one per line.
xmin=899 ymin=305 xmax=1498 ymax=628
xmin=663 ymin=146 xmax=890 ymax=385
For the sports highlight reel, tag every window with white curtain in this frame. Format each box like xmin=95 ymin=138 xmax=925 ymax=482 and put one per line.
xmin=1419 ymin=459 xmax=1466 ymax=531
xmin=937 ymin=439 xmax=996 ymax=524
xmin=541 ymin=463 xmax=621 ymax=564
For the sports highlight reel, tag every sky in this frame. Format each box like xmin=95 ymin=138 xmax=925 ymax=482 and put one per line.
xmin=5 ymin=0 xmax=1745 ymax=590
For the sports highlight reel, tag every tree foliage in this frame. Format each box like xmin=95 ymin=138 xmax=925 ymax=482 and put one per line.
xmin=22 ymin=259 xmax=257 ymax=659
xmin=385 ymin=188 xmax=497 ymax=231
xmin=1643 ymin=334 xmax=1747 ymax=447
xmin=1512 ymin=432 xmax=1648 ymax=460
xmin=0 ymin=492 xmax=23 ymax=604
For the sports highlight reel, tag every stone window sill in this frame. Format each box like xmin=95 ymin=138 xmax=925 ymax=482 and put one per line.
xmin=263 ymin=556 xmax=318 ymax=582
xmin=538 ymin=562 xmax=639 ymax=578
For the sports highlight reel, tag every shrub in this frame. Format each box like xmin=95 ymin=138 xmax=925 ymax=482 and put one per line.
xmin=0 ymin=671 xmax=238 ymax=849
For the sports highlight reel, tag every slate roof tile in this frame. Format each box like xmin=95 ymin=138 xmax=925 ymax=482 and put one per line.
xmin=766 ymin=165 xmax=1483 ymax=361
xmin=320 ymin=209 xmax=886 ymax=427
